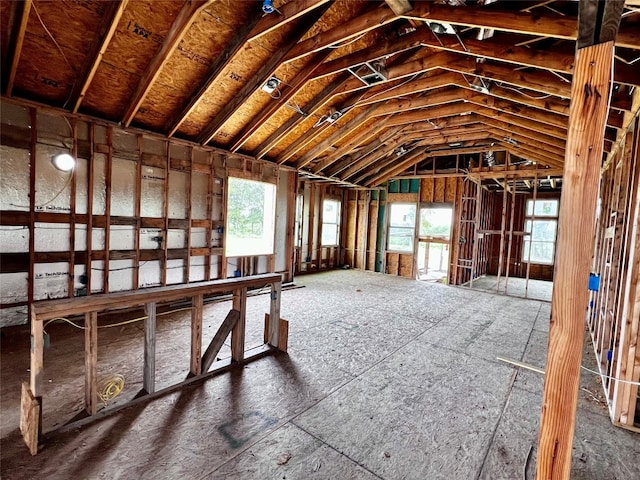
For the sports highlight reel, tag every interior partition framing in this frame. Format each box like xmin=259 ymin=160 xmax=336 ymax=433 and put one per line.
xmin=0 ymin=98 xmax=297 ymax=327
xmin=588 ymin=116 xmax=640 ymax=431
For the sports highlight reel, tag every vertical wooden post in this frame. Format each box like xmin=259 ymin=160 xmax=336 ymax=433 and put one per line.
xmin=30 ymin=311 xmax=43 ymax=398
xmin=268 ymin=279 xmax=282 ymax=348
xmin=86 ymin=123 xmax=94 ymax=295
xmin=69 ymin=119 xmax=77 ymax=297
xmin=470 ymin=179 xmax=482 ymax=288
xmin=84 ymin=311 xmax=98 ymax=415
xmin=104 ymin=127 xmax=113 ymax=293
xmin=161 ymin=142 xmax=170 ymax=286
xmin=190 ymin=294 xmax=203 ymax=376
xmin=536 ymin=41 xmax=615 ymax=480
xmin=495 ymin=177 xmax=508 ymax=291
xmin=524 ymin=174 xmax=538 ymax=298
xmin=504 ymin=178 xmax=516 ymax=292
xmin=134 ymin=134 xmax=142 ymax=289
xmin=143 ymin=302 xmax=156 ymax=394
xmin=306 ymin=182 xmax=316 ymax=269
xmin=231 ymin=287 xmax=247 ymax=361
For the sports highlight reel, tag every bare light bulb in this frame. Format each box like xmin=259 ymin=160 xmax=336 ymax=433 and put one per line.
xmin=51 ymin=153 xmax=75 ymax=172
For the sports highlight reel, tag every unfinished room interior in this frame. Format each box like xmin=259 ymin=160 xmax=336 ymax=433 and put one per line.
xmin=1 ymin=0 xmax=639 ymax=478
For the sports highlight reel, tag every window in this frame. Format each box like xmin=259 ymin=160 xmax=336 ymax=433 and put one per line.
xmin=522 ymin=199 xmax=559 ymax=265
xmin=388 ymin=203 xmax=416 ymax=252
xmin=225 ymin=177 xmax=276 ymax=257
xmin=419 ymin=206 xmax=453 ymax=240
xmin=321 ymin=199 xmax=340 ymax=246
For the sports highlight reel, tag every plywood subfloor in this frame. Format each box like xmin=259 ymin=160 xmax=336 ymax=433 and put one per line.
xmin=1 ymin=270 xmax=638 ymax=479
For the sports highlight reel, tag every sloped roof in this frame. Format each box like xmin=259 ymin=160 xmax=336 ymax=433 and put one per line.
xmin=2 ymin=0 xmax=639 ymax=186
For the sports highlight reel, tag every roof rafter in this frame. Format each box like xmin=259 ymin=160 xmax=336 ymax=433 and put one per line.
xmin=197 ymin=3 xmax=334 ymax=145
xmin=71 ymin=0 xmax=129 ymax=113
xmin=4 ymin=0 xmax=32 ymax=97
xmin=123 ymin=0 xmax=210 ymax=127
xmin=247 ymin=0 xmax=333 ymax=41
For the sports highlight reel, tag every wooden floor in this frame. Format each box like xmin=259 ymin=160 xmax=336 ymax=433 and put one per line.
xmin=1 ymin=270 xmax=638 ymax=479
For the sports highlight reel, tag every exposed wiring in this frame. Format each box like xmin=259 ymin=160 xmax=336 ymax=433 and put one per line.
xmin=268 ymin=87 xmax=282 ymax=99
xmin=32 ymin=2 xmax=77 ymax=108
xmin=328 ymin=33 xmax=366 ymax=49
xmin=97 ymin=374 xmax=125 ymax=406
xmin=42 ymin=306 xmax=195 ymax=333
xmin=496 ymin=357 xmax=640 ymax=386
xmin=10 ymin=172 xmax=73 ymax=210
xmin=494 ymin=82 xmax=553 ymax=100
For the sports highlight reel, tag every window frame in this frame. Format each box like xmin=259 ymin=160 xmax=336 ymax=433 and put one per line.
xmin=387 ymin=202 xmax=417 ymax=253
xmin=224 ymin=176 xmax=277 ymax=257
xmin=321 ymin=198 xmax=341 ymax=247
xmin=522 ymin=198 xmax=559 ymax=266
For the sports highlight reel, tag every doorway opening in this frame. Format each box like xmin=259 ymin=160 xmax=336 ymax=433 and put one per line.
xmin=417 ymin=205 xmax=453 ymax=282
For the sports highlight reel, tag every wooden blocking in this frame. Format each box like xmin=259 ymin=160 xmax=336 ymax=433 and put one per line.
xmin=202 ymin=309 xmax=239 ymax=373
xmin=143 ymin=303 xmax=156 ymax=394
xmin=231 ymin=287 xmax=248 ymax=362
xmin=84 ymin=311 xmax=98 ymax=415
xmin=190 ymin=294 xmax=203 ymax=376
xmin=20 ymin=382 xmax=40 ymax=456
xmin=264 ymin=314 xmax=289 ymax=353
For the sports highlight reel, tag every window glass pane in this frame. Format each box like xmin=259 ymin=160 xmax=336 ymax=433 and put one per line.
xmin=530 ymin=220 xmax=557 ymax=241
xmin=321 ymin=223 xmax=338 ymax=246
xmin=419 ymin=207 xmax=452 ymax=238
xmin=388 ymin=227 xmax=414 ymax=252
xmin=225 ymin=177 xmax=276 ymax=256
xmin=323 ymin=199 xmax=339 ymax=224
xmin=389 ymin=203 xmax=416 ymax=227
xmin=527 ymin=199 xmax=559 ymax=217
xmin=524 ymin=240 xmax=555 ymax=264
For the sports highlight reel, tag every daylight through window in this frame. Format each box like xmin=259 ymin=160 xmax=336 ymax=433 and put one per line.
xmin=388 ymin=203 xmax=416 ymax=252
xmin=321 ymin=199 xmax=340 ymax=246
xmin=522 ymin=199 xmax=559 ymax=265
xmin=225 ymin=177 xmax=276 ymax=257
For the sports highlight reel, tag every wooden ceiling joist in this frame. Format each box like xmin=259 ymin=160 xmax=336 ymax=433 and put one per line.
xmin=196 ymin=4 xmax=333 ymax=146
xmin=3 ymin=0 xmax=32 ymax=97
xmin=384 ymin=0 xmax=413 ymax=16
xmin=122 ymin=0 xmax=210 ymax=127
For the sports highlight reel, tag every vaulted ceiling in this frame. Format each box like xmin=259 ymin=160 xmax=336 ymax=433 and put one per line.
xmin=2 ymin=0 xmax=639 ymax=186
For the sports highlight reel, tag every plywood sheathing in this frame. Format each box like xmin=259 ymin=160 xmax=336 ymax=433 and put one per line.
xmin=80 ymin=1 xmax=186 ymax=120
xmin=12 ymin=1 xmax=108 ymax=107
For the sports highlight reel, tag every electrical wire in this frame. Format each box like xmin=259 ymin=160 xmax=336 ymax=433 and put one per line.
xmin=328 ymin=33 xmax=366 ymax=49
xmin=10 ymin=171 xmax=73 ymax=210
xmin=494 ymin=82 xmax=553 ymax=100
xmin=97 ymin=374 xmax=125 ymax=406
xmin=32 ymin=2 xmax=77 ymax=109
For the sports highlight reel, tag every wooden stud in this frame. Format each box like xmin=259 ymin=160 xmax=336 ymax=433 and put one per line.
xmin=134 ymin=135 xmax=142 ymax=289
xmin=28 ymin=108 xmax=36 ymax=309
xmin=86 ymin=123 xmax=94 ymax=295
xmin=29 ymin=310 xmax=43 ymax=398
xmin=524 ymin=174 xmax=539 ymax=298
xmin=185 ymin=147 xmax=193 ymax=283
xmin=84 ymin=311 xmax=98 ymax=415
xmin=143 ymin=302 xmax=156 ymax=394
xmin=69 ymin=119 xmax=77 ymax=297
xmin=504 ymin=178 xmax=517 ymax=292
xmin=190 ymin=294 xmax=203 ymax=376
xmin=231 ymin=288 xmax=247 ymax=361
xmin=104 ymin=127 xmax=113 ymax=293
xmin=162 ymin=142 xmax=170 ymax=286
xmin=536 ymin=41 xmax=616 ymax=480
